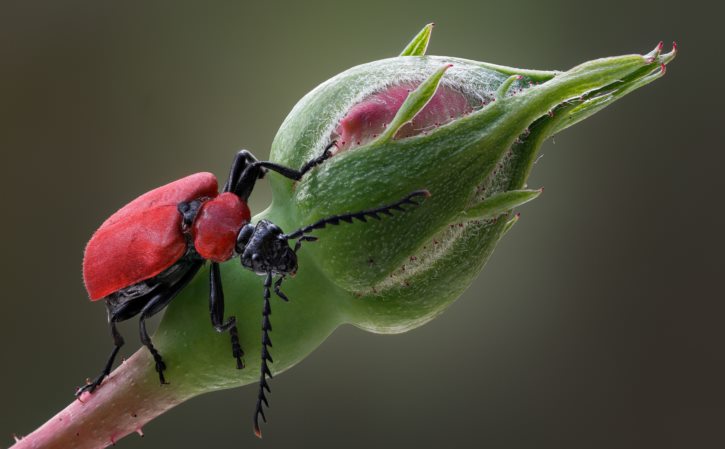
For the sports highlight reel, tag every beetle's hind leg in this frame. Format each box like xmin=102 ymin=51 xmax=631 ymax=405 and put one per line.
xmin=210 ymin=262 xmax=244 ymax=369
xmin=137 ymin=260 xmax=204 ymax=385
xmin=138 ymin=297 xmax=170 ymax=385
xmin=76 ymin=319 xmax=124 ymax=397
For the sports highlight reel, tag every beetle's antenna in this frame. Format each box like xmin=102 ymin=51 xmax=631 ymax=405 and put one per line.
xmin=254 ymin=272 xmax=274 ymax=439
xmin=283 ymin=190 xmax=430 ymax=241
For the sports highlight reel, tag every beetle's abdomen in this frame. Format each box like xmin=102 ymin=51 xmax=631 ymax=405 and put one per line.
xmin=192 ymin=192 xmax=251 ymax=262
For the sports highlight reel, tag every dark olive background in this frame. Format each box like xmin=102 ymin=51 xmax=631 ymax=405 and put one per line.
xmin=1 ymin=1 xmax=722 ymax=448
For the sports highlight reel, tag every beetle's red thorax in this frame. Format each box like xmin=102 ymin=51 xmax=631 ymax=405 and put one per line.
xmin=192 ymin=192 xmax=251 ymax=262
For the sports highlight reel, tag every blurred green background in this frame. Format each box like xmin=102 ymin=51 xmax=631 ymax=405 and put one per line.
xmin=1 ymin=0 xmax=722 ymax=448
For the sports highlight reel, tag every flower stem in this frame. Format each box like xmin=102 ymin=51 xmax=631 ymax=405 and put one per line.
xmin=10 ymin=350 xmax=191 ymax=449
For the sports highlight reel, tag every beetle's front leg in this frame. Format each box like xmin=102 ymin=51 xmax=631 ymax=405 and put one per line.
xmin=223 ymin=149 xmax=266 ymax=194
xmin=273 ymin=276 xmax=290 ymax=302
xmin=232 ymin=141 xmax=336 ymax=200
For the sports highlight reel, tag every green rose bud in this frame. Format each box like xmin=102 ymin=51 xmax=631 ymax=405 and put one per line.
xmin=11 ymin=26 xmax=676 ymax=448
xmin=266 ymin=34 xmax=675 ymax=333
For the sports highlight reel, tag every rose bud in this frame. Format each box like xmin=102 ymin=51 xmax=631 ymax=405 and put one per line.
xmin=12 ymin=25 xmax=675 ymax=448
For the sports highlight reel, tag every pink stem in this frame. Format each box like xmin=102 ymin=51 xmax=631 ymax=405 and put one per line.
xmin=10 ymin=350 xmax=193 ymax=449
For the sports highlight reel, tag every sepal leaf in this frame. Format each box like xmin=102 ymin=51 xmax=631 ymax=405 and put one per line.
xmin=400 ymin=23 xmax=434 ymax=56
xmin=376 ymin=63 xmax=452 ymax=143
xmin=458 ymin=189 xmax=542 ymax=221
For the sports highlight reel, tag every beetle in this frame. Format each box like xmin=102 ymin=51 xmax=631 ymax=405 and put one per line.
xmin=77 ymin=142 xmax=429 ymax=437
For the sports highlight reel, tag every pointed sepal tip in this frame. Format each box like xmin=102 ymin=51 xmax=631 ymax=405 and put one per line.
xmin=400 ymin=23 xmax=435 ymax=57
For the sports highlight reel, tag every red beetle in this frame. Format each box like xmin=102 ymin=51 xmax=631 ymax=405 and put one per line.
xmin=78 ymin=144 xmax=429 ymax=437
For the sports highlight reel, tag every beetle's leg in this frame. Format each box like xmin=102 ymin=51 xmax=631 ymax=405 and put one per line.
xmin=138 ymin=296 xmax=170 ymax=385
xmin=273 ymin=276 xmax=289 ymax=302
xmin=256 ymin=140 xmax=336 ymax=181
xmin=223 ymin=150 xmax=264 ymax=193
xmin=232 ymin=141 xmax=336 ymax=201
xmin=253 ymin=272 xmax=274 ymax=438
xmin=210 ymin=262 xmax=244 ymax=369
xmin=76 ymin=318 xmax=124 ymax=397
xmin=137 ymin=261 xmax=203 ymax=385
xmin=296 ymin=140 xmax=338 ymax=175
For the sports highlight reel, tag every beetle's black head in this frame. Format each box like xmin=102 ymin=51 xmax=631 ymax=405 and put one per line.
xmin=238 ymin=220 xmax=298 ymax=276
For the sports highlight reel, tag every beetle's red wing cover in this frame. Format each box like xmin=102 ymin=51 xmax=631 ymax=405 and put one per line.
xmin=83 ymin=173 xmax=219 ymax=300
xmin=100 ymin=172 xmax=218 ymax=228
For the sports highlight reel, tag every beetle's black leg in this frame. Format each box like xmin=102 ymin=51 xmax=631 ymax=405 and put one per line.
xmin=210 ymin=262 xmax=244 ymax=369
xmin=254 ymin=272 xmax=274 ymax=438
xmin=233 ymin=141 xmax=336 ymax=201
xmin=139 ymin=297 xmax=170 ymax=385
xmin=137 ymin=261 xmax=203 ymax=385
xmin=284 ymin=189 xmax=431 ymax=240
xmin=75 ymin=319 xmax=124 ymax=397
xmin=76 ymin=258 xmax=202 ymax=396
xmin=256 ymin=140 xmax=336 ymax=181
xmin=297 ymin=140 xmax=338 ymax=175
xmin=223 ymin=150 xmax=264 ymax=193
xmin=273 ymin=276 xmax=288 ymax=302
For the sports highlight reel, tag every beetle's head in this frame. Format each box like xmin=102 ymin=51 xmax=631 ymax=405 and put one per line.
xmin=239 ymin=220 xmax=298 ymax=276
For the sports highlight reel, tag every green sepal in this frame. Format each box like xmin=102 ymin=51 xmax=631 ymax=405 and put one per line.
xmin=546 ymin=44 xmax=677 ymax=136
xmin=400 ymin=23 xmax=434 ymax=56
xmin=502 ymin=213 xmax=520 ymax=235
xmin=376 ymin=63 xmax=452 ymax=143
xmin=458 ymin=189 xmax=542 ymax=222
xmin=496 ymin=74 xmax=522 ymax=100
